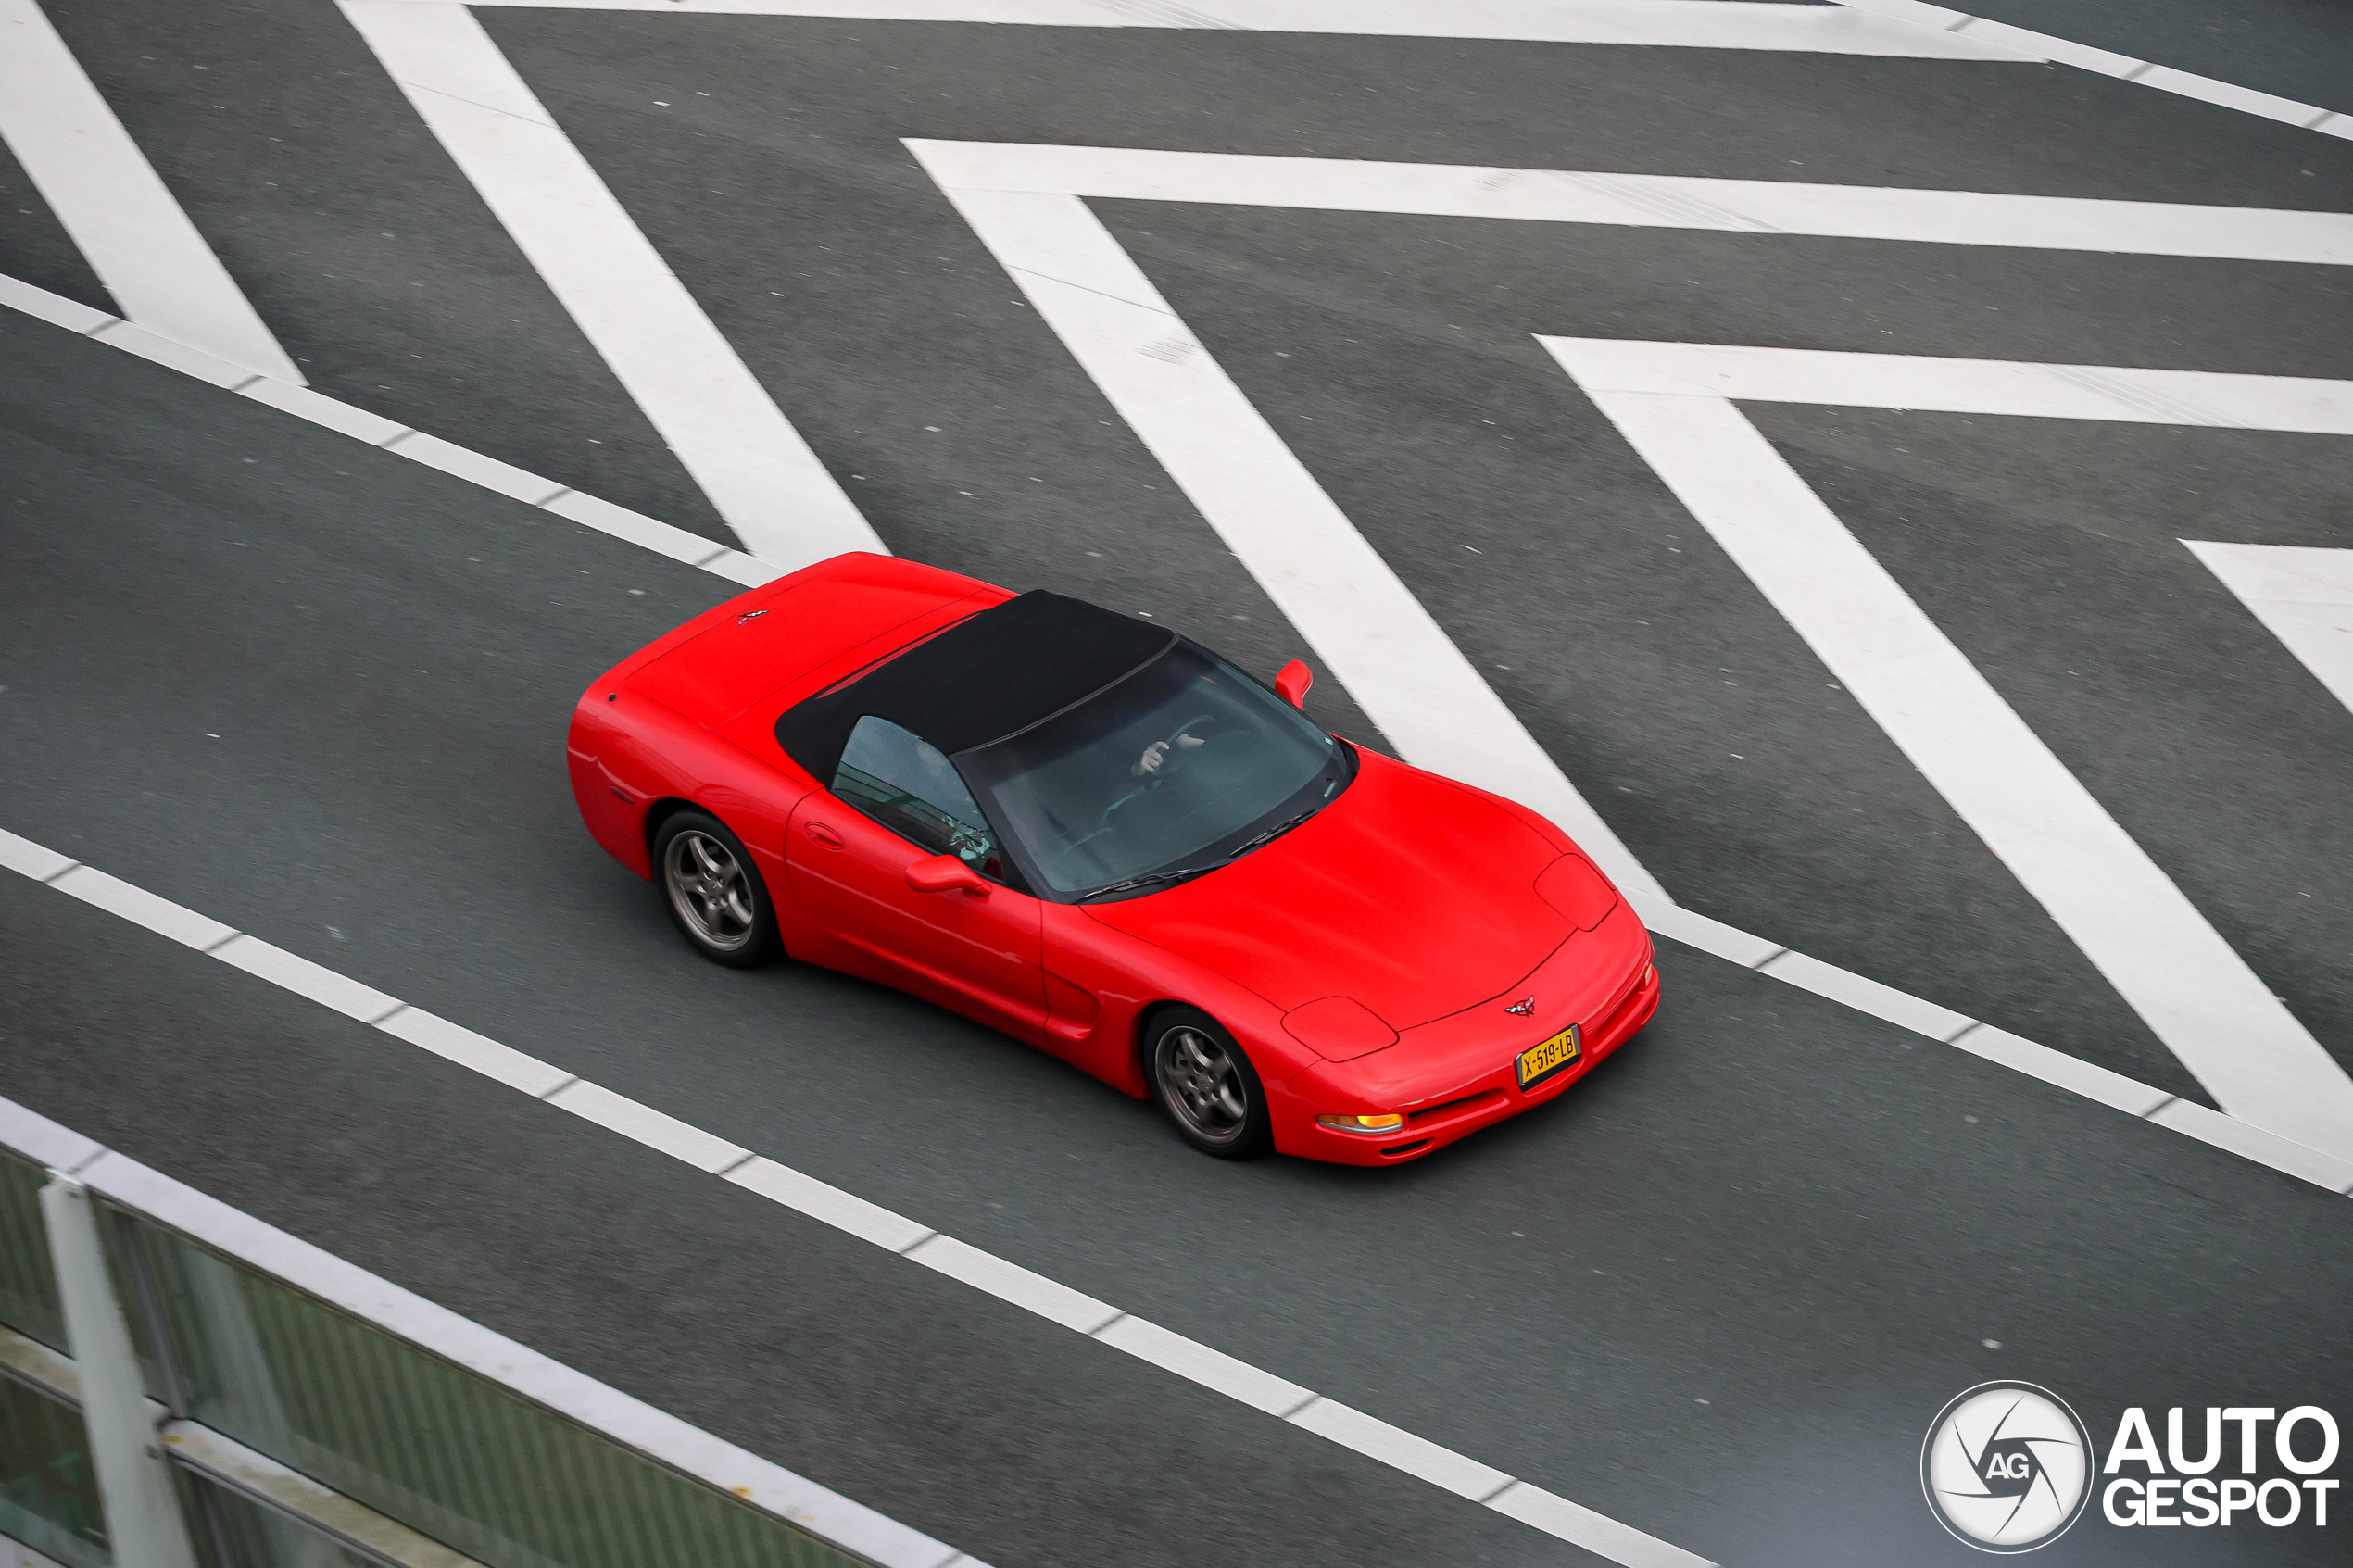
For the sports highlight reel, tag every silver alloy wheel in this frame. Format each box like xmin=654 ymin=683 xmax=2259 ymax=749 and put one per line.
xmin=662 ymin=829 xmax=755 ymax=952
xmin=1156 ymin=1025 xmax=1250 ymax=1145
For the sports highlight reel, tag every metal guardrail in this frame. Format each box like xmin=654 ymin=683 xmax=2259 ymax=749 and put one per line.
xmin=0 ymin=1097 xmax=976 ymax=1568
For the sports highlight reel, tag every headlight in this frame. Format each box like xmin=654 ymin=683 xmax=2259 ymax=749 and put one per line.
xmin=1317 ymin=1112 xmax=1406 ymax=1134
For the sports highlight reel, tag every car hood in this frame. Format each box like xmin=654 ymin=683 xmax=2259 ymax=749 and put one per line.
xmin=1082 ymin=751 xmax=1570 ymax=1029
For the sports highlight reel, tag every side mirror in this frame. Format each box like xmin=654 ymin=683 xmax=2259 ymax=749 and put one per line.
xmin=905 ymin=854 xmax=991 ymax=897
xmin=1275 ymin=659 xmax=1313 ymax=709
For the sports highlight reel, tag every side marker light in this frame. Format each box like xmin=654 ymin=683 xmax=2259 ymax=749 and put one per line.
xmin=1317 ymin=1112 xmax=1406 ymax=1134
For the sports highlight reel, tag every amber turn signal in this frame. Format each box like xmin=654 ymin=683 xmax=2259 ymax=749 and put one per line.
xmin=1317 ymin=1112 xmax=1406 ymax=1134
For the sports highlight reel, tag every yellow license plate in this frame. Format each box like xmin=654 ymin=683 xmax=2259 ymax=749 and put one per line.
xmin=1515 ymin=1024 xmax=1581 ymax=1088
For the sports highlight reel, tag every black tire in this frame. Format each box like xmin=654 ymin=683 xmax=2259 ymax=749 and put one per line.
xmin=652 ymin=809 xmax=782 ymax=969
xmin=1146 ymin=1007 xmax=1273 ymax=1159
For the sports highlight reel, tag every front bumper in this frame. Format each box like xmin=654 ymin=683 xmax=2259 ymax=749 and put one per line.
xmin=1270 ymin=904 xmax=1659 ymax=1166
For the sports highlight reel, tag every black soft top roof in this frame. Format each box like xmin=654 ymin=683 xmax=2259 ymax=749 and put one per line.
xmin=775 ymin=590 xmax=1174 ymax=781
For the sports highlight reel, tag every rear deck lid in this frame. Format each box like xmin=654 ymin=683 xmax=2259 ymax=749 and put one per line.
xmin=628 ymin=556 xmax=983 ymax=730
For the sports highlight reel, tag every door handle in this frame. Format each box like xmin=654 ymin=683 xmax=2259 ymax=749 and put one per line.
xmin=803 ymin=821 xmax=845 ymax=850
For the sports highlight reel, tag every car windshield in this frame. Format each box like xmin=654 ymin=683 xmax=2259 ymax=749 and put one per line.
xmin=955 ymin=642 xmax=1349 ymax=899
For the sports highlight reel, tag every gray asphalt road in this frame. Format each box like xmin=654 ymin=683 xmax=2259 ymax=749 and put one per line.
xmin=1956 ymin=0 xmax=2353 ymax=111
xmin=4 ymin=281 xmax=2350 ymax=1568
xmin=5 ymin=3 xmax=2352 ymax=1564
xmin=19 ymin=0 xmax=2353 ymax=1095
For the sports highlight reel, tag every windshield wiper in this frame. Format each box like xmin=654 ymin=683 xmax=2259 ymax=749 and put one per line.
xmin=1077 ymin=807 xmax=1322 ymax=902
xmin=1077 ymin=864 xmax=1219 ymax=902
xmin=1223 ymin=807 xmax=1317 ymax=861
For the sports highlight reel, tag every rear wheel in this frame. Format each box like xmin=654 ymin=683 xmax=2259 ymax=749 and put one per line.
xmin=1147 ymin=1008 xmax=1272 ymax=1159
xmin=654 ymin=810 xmax=781 ymax=968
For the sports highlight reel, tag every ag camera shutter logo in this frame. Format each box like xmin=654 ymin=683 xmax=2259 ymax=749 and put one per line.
xmin=1921 ymin=1382 xmax=2094 ymax=1552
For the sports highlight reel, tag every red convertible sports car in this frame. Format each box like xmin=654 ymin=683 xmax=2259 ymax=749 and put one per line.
xmin=568 ymin=554 xmax=1657 ymax=1164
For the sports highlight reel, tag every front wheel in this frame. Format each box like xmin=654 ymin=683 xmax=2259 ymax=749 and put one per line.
xmin=654 ymin=810 xmax=781 ymax=968
xmin=1147 ymin=1008 xmax=1272 ymax=1159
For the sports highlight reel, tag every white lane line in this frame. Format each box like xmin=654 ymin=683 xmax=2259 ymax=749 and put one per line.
xmin=1542 ymin=341 xmax=2353 ymax=1165
xmin=239 ymin=378 xmax=412 ymax=445
xmin=1090 ymin=1315 xmax=1314 ymax=1416
xmin=543 ymin=1079 xmax=753 ymax=1171
xmin=727 ymin=1156 xmax=937 ymax=1251
xmin=912 ymin=173 xmax=1669 ymax=909
xmin=1945 ymin=1024 xmax=2174 ymax=1120
xmin=0 ymin=1098 xmax=987 ymax=1568
xmin=334 ymin=0 xmax=884 ymax=572
xmin=384 ymin=430 xmax=573 ymax=506
xmin=2185 ymin=544 xmax=2353 ymax=718
xmin=211 ymin=935 xmax=406 ymax=1025
xmin=1755 ymin=950 xmax=1974 ymax=1042
xmin=433 ymin=0 xmax=2031 ymax=57
xmin=1832 ymin=0 xmax=2349 ymax=140
xmin=903 ymin=1235 xmax=1125 ymax=1334
xmin=0 ymin=828 xmax=1714 ymax=1568
xmin=1287 ymin=1399 xmax=1514 ymax=1501
xmin=1545 ymin=339 xmax=2353 ymax=432
xmin=376 ymin=1005 xmax=577 ymax=1096
xmin=49 ymin=865 xmax=238 ymax=951
xmin=0 ymin=0 xmax=303 ymax=381
xmin=909 ymin=142 xmax=2353 ymax=266
xmin=8 ymin=268 xmax=2347 ymax=1192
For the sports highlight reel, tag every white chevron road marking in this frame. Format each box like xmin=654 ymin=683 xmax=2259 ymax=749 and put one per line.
xmin=912 ymin=143 xmax=2353 ymax=265
xmin=338 ymin=0 xmax=886 ymax=572
xmin=1543 ymin=339 xmax=2353 ymax=1164
xmin=912 ymin=139 xmax=2353 ymax=1164
xmin=0 ymin=0 xmax=301 ymax=381
xmin=10 ymin=260 xmax=2348 ymax=1203
xmin=2186 ymin=544 xmax=2353 ymax=719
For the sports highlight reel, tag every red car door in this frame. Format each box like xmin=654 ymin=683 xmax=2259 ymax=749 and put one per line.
xmin=786 ymin=721 xmax=1047 ymax=1045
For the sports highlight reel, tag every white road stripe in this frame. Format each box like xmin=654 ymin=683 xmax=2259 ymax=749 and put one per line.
xmin=1288 ymin=1399 xmax=1516 ymax=1501
xmin=1756 ymin=950 xmax=1974 ymax=1041
xmin=909 ymin=142 xmax=2353 ymax=266
xmin=2148 ymin=1099 xmax=2353 ymax=1193
xmin=89 ymin=322 xmax=268 ymax=391
xmin=1088 ymin=1315 xmax=1314 ymax=1416
xmin=238 ymin=379 xmax=412 ymax=446
xmin=913 ymin=175 xmax=1669 ymax=909
xmin=376 ymin=1006 xmax=577 ymax=1096
xmin=544 ymin=1079 xmax=754 ymax=1171
xmin=1544 ymin=347 xmax=2353 ymax=1164
xmin=726 ymin=1156 xmax=937 ymax=1250
xmin=0 ymin=829 xmax=75 ymax=883
xmin=336 ymin=0 xmax=884 ymax=572
xmin=434 ymin=0 xmax=2031 ymax=58
xmin=384 ymin=431 xmax=572 ymax=505
xmin=903 ymin=1235 xmax=1125 ymax=1334
xmin=8 ymin=270 xmax=2348 ymax=1192
xmin=1947 ymin=1026 xmax=2174 ymax=1121
xmin=1544 ymin=340 xmax=2353 ymax=431
xmin=0 ymin=829 xmax=1717 ymax=1563
xmin=211 ymin=935 xmax=405 ymax=1024
xmin=0 ymin=0 xmax=302 ymax=381
xmin=48 ymin=865 xmax=237 ymax=951
xmin=2184 ymin=544 xmax=2353 ymax=717
xmin=1831 ymin=0 xmax=2348 ymax=139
